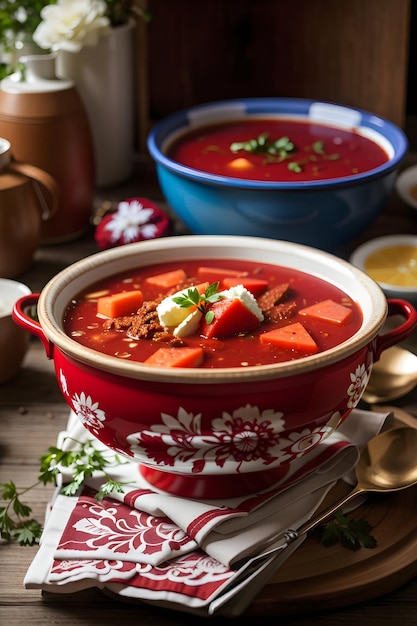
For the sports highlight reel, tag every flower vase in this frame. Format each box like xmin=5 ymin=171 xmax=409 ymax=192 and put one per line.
xmin=56 ymin=20 xmax=136 ymax=188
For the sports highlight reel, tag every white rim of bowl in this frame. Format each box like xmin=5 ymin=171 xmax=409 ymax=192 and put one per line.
xmin=38 ymin=235 xmax=388 ymax=384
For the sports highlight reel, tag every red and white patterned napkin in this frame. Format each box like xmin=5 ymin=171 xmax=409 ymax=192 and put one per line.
xmin=24 ymin=408 xmax=392 ymax=616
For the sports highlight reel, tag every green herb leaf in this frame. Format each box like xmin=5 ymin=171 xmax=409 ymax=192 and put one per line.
xmin=230 ymin=134 xmax=296 ymax=161
xmin=173 ymin=282 xmax=222 ymax=319
xmin=229 ymin=134 xmax=341 ymax=173
xmin=1 ymin=438 xmax=127 ymax=546
xmin=317 ymin=511 xmax=377 ymax=551
xmin=173 ymin=287 xmax=200 ymax=308
xmin=312 ymin=140 xmax=325 ymax=154
xmin=1 ymin=480 xmax=18 ymax=500
xmin=205 ymin=282 xmax=221 ymax=300
xmin=0 ymin=484 xmax=41 ymax=546
xmin=12 ymin=519 xmax=43 ymax=546
xmin=288 ymin=161 xmax=302 ymax=173
xmin=96 ymin=480 xmax=126 ymax=502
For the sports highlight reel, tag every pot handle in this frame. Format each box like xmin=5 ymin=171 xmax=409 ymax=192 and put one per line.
xmin=6 ymin=161 xmax=59 ymax=221
xmin=373 ymin=299 xmax=417 ymax=361
xmin=12 ymin=294 xmax=54 ymax=359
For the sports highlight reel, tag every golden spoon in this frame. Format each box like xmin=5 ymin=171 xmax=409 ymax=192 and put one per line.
xmin=362 ymin=346 xmax=417 ymax=404
xmin=295 ymin=426 xmax=417 ymax=536
xmin=261 ymin=427 xmax=417 ymax=554
xmin=227 ymin=428 xmax=417 ymax=609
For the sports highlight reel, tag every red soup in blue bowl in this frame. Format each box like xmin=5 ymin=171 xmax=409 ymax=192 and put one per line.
xmin=147 ymin=98 xmax=408 ymax=252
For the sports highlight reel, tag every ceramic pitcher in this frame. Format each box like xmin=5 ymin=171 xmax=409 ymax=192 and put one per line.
xmin=0 ymin=137 xmax=59 ymax=278
xmin=0 ymin=53 xmax=95 ymax=243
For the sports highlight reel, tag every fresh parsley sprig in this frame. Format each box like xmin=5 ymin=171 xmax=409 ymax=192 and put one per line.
xmin=173 ymin=282 xmax=222 ymax=324
xmin=230 ymin=134 xmax=295 ymax=161
xmin=0 ymin=438 xmax=125 ymax=546
xmin=230 ymin=135 xmax=340 ymax=173
xmin=317 ymin=510 xmax=377 ymax=550
xmin=0 ymin=481 xmax=44 ymax=545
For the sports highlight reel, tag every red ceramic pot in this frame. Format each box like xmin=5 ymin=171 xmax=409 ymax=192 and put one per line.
xmin=13 ymin=236 xmax=417 ymax=498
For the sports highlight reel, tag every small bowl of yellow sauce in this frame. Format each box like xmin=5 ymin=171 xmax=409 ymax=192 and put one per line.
xmin=396 ymin=164 xmax=417 ymax=210
xmin=350 ymin=235 xmax=417 ymax=304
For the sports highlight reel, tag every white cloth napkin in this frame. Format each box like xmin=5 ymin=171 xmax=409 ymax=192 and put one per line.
xmin=24 ymin=408 xmax=392 ymax=616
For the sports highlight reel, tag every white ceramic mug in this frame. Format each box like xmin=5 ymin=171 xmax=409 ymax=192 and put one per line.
xmin=0 ymin=278 xmax=31 ymax=383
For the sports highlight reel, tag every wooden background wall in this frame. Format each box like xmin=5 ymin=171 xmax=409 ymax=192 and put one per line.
xmin=135 ymin=0 xmax=412 ymax=151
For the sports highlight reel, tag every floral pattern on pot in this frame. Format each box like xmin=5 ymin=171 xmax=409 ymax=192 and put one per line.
xmin=59 ymin=359 xmax=370 ymax=477
xmin=125 ymin=405 xmax=340 ymax=474
xmin=347 ymin=363 xmax=370 ymax=408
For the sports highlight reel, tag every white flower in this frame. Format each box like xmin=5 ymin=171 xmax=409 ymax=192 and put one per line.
xmin=72 ymin=391 xmax=106 ymax=431
xmin=33 ymin=0 xmax=111 ymax=53
xmin=105 ymin=200 xmax=158 ymax=243
xmin=347 ymin=362 xmax=370 ymax=408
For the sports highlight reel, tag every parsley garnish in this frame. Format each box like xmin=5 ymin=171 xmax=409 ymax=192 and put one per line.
xmin=230 ymin=134 xmax=295 ymax=162
xmin=172 ymin=282 xmax=222 ymax=324
xmin=317 ymin=510 xmax=377 ymax=551
xmin=0 ymin=438 xmax=125 ymax=546
xmin=229 ymin=134 xmax=340 ymax=173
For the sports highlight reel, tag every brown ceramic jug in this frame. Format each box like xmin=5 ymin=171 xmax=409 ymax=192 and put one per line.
xmin=0 ymin=137 xmax=59 ymax=278
xmin=0 ymin=53 xmax=95 ymax=243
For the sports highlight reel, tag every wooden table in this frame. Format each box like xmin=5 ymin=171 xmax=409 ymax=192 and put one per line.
xmin=2 ymin=156 xmax=417 ymax=625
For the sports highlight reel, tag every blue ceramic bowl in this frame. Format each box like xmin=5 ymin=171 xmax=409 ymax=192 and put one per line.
xmin=147 ymin=98 xmax=408 ymax=252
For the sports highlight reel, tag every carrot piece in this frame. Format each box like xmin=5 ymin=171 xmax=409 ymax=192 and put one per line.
xmin=201 ymin=298 xmax=261 ymax=339
xmin=299 ymin=299 xmax=353 ymax=325
xmin=221 ymin=276 xmax=268 ymax=297
xmin=144 ymin=268 xmax=187 ymax=288
xmin=228 ymin=157 xmax=254 ymax=171
xmin=144 ymin=346 xmax=204 ymax=368
xmin=196 ymin=266 xmax=246 ymax=283
xmin=97 ymin=290 xmax=143 ymax=318
xmin=193 ymin=281 xmax=210 ymax=294
xmin=260 ymin=322 xmax=319 ymax=354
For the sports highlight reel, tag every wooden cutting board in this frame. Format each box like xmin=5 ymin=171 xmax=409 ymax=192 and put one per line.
xmin=248 ymin=408 xmax=417 ymax=616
